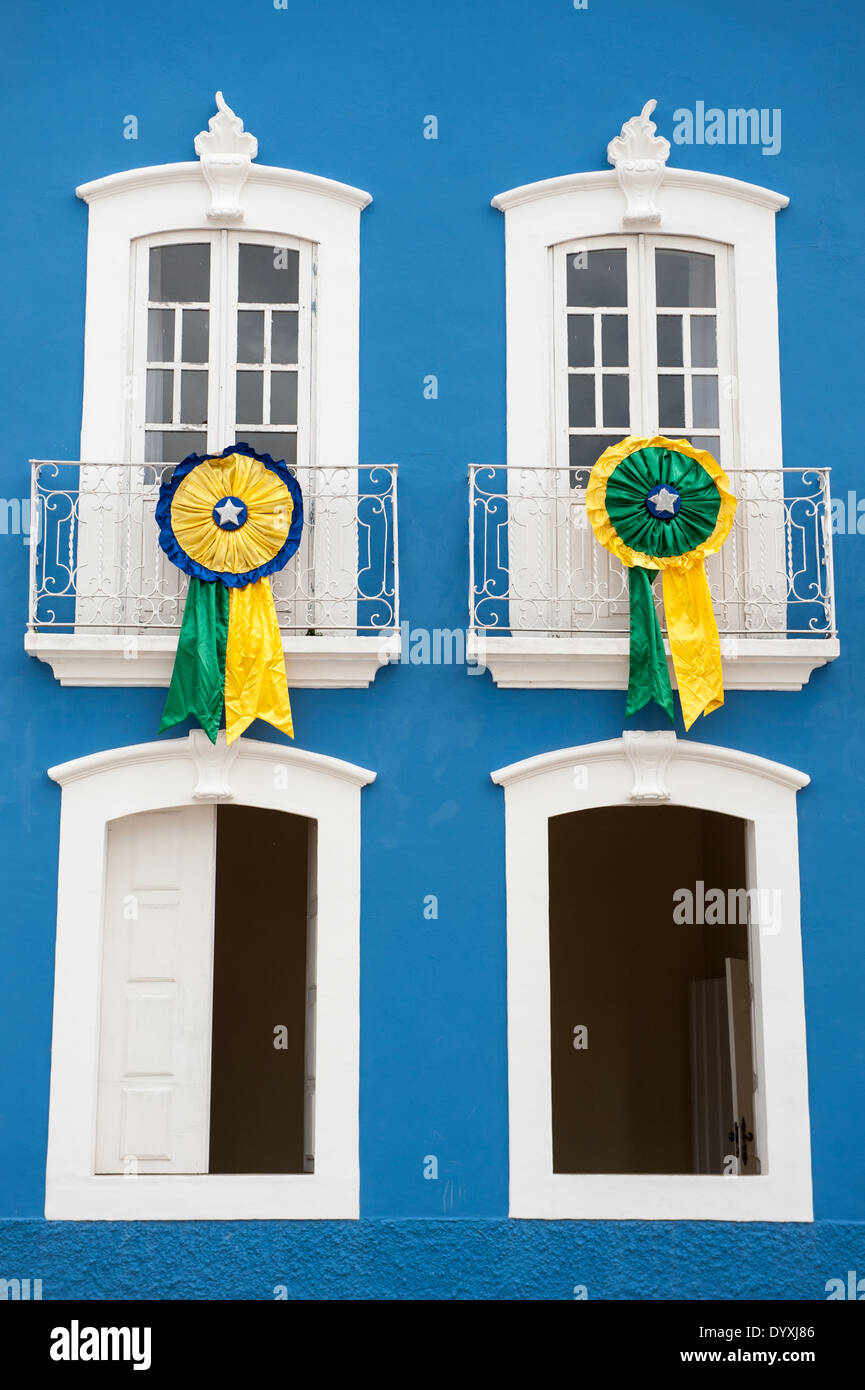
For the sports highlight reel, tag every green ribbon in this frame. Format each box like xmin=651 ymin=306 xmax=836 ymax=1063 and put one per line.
xmin=606 ymin=446 xmax=720 ymax=558
xmin=160 ymin=576 xmax=229 ymax=743
xmin=626 ymin=567 xmax=674 ymax=723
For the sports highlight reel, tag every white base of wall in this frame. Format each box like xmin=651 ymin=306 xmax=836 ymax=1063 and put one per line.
xmin=25 ymin=633 xmax=396 ymax=688
xmin=470 ymin=635 xmax=840 ymax=691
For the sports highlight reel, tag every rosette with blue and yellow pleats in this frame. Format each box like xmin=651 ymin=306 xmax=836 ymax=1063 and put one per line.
xmin=586 ymin=435 xmax=736 ymax=730
xmin=156 ymin=443 xmax=303 ymax=744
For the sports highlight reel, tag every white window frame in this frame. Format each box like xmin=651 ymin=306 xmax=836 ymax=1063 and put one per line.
xmin=493 ymin=731 xmax=813 ymax=1222
xmin=131 ymin=228 xmax=314 ymax=467
xmin=45 ymin=732 xmax=373 ymax=1220
xmin=554 ymin=233 xmax=734 ymax=481
xmin=25 ymin=99 xmax=395 ymax=687
xmin=553 ymin=232 xmax=738 ymax=634
xmin=479 ymin=141 xmax=840 ymax=689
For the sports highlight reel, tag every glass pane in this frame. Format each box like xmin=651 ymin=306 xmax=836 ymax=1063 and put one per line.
xmin=692 ymin=376 xmax=720 ymax=428
xmin=271 ymin=311 xmax=299 ymax=365
xmin=270 ymin=371 xmax=298 ymax=426
xmin=181 ymin=310 xmax=209 ymax=363
xmin=234 ymin=432 xmax=298 ymax=468
xmin=690 ymin=316 xmax=717 ymax=368
xmin=145 ymin=369 xmax=173 ymax=424
xmin=566 ymin=249 xmax=627 ymax=308
xmin=658 ymin=374 xmax=685 ymax=428
xmin=149 ymin=244 xmax=210 ymax=303
xmin=180 ymin=370 xmax=208 ymax=425
xmin=656 ymin=315 xmax=683 ymax=367
xmin=147 ymin=308 xmax=174 ymax=362
xmin=568 ymin=375 xmax=595 ymax=427
xmin=238 ymin=244 xmax=299 ymax=304
xmin=602 ymin=375 xmax=629 ymax=428
xmin=237 ymin=310 xmax=265 ymax=364
xmin=601 ymin=315 xmax=628 ymax=367
xmin=688 ymin=435 xmax=722 ymax=462
xmin=236 ymin=371 xmax=263 ymax=424
xmin=144 ymin=431 xmax=206 ymax=463
xmin=567 ymin=315 xmax=593 ymax=368
xmin=655 ymin=249 xmax=715 ymax=307
xmin=569 ymin=434 xmax=622 ymax=489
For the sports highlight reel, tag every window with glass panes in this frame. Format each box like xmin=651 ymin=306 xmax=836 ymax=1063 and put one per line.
xmin=557 ymin=237 xmax=730 ymax=488
xmin=137 ymin=233 xmax=310 ymax=467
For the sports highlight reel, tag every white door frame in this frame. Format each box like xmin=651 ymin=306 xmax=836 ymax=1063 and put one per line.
xmin=45 ymin=732 xmax=374 ymax=1220
xmin=492 ymin=730 xmax=813 ymax=1221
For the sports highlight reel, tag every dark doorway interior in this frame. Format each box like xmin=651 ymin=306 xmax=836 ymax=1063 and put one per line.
xmin=548 ymin=804 xmax=752 ymax=1176
xmin=208 ymin=804 xmax=311 ymax=1174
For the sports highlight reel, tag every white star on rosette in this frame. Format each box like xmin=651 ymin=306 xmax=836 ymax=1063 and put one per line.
xmin=651 ymin=487 xmax=679 ymax=515
xmin=215 ymin=497 xmax=244 ymax=527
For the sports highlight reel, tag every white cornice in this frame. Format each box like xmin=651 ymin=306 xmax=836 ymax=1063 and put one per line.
xmin=76 ymin=162 xmax=373 ymax=210
xmin=47 ymin=730 xmax=376 ymax=790
xmin=491 ymin=165 xmax=788 ymax=214
xmin=490 ymin=735 xmax=809 ymax=792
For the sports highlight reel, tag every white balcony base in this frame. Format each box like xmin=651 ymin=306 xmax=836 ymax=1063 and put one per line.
xmin=25 ymin=632 xmax=396 ymax=689
xmin=470 ymin=635 xmax=840 ymax=691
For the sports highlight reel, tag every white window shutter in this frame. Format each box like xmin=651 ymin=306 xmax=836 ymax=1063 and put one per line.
xmin=95 ymin=806 xmax=216 ymax=1174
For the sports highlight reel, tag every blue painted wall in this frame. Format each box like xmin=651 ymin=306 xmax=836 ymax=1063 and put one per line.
xmin=1 ymin=0 xmax=863 ymax=1295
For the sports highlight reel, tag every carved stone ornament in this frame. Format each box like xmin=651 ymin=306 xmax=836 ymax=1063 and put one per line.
xmin=623 ymin=729 xmax=676 ymax=801
xmin=606 ymin=99 xmax=670 ymax=224
xmin=189 ymin=729 xmax=240 ymax=800
xmin=194 ymin=91 xmax=258 ymax=222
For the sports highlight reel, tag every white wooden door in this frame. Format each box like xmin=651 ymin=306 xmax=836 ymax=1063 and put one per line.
xmin=95 ymin=806 xmax=217 ymax=1174
xmin=726 ymin=956 xmax=758 ymax=1175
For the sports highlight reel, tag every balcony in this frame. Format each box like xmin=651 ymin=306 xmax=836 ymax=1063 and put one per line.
xmin=26 ymin=461 xmax=399 ymax=687
xmin=468 ymin=465 xmax=839 ymax=690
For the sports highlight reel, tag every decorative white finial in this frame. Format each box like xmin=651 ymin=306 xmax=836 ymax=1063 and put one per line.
xmin=606 ymin=99 xmax=670 ymax=224
xmin=194 ymin=91 xmax=258 ymax=222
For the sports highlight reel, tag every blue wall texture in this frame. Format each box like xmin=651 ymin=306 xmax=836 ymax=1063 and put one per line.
xmin=1 ymin=0 xmax=863 ymax=1298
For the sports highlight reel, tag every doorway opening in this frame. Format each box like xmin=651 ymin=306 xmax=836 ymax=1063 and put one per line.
xmin=95 ymin=803 xmax=316 ymax=1176
xmin=548 ymin=804 xmax=757 ymax=1177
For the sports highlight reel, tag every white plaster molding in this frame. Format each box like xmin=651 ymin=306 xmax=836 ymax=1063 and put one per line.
xmin=492 ymin=735 xmax=812 ymax=1221
xmin=193 ymin=91 xmax=258 ymax=221
xmin=491 ymin=736 xmax=809 ymax=793
xmin=490 ymin=166 xmax=788 ymax=214
xmin=606 ymin=98 xmax=670 ymax=223
xmin=622 ymin=729 xmax=676 ymax=800
xmin=48 ymin=731 xmax=376 ymax=791
xmin=76 ymin=162 xmax=372 ymax=210
xmin=45 ymin=733 xmax=374 ymax=1220
xmin=189 ymin=730 xmax=240 ymax=800
xmin=26 ymin=633 xmax=396 ymax=689
xmin=469 ymin=636 xmax=839 ymax=693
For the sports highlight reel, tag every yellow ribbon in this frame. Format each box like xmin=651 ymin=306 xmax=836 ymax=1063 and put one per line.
xmin=225 ymin=578 xmax=293 ymax=745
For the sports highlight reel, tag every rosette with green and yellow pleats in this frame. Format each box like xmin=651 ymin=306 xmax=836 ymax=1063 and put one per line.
xmin=156 ymin=443 xmax=304 ymax=744
xmin=586 ymin=435 xmax=737 ymax=729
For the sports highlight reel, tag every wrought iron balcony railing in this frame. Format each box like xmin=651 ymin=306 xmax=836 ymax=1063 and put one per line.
xmin=26 ymin=461 xmax=398 ymax=687
xmin=468 ymin=465 xmax=839 ymax=690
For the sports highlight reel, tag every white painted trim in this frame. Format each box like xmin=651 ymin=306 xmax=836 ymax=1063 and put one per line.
xmin=488 ymin=116 xmax=829 ymax=687
xmin=45 ymin=733 xmax=373 ymax=1219
xmin=76 ymin=150 xmax=368 ymax=478
xmin=492 ymin=166 xmax=789 ymax=214
xmin=494 ymin=732 xmax=813 ymax=1221
xmin=77 ymin=163 xmax=372 ymax=211
xmin=25 ymin=634 xmax=396 ymax=688
xmin=470 ymin=635 xmax=840 ymax=692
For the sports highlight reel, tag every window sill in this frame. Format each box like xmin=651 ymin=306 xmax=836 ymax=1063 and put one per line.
xmin=469 ymin=635 xmax=840 ymax=692
xmin=46 ymin=1173 xmax=359 ymax=1222
xmin=510 ymin=1173 xmax=812 ymax=1223
xmin=25 ymin=632 xmax=395 ymax=689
